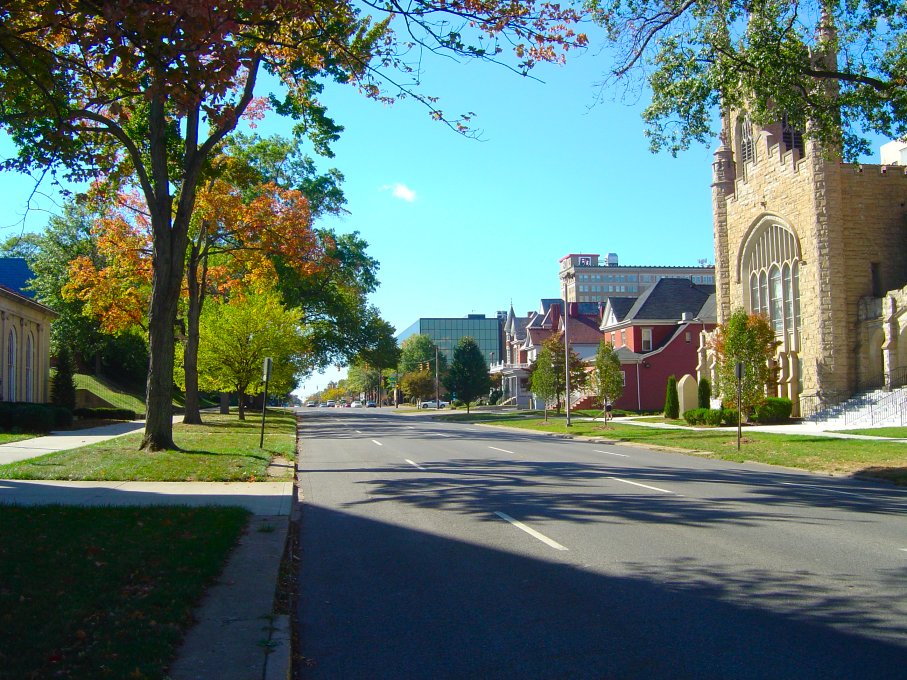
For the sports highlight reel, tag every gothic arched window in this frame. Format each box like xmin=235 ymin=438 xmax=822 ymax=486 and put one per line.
xmin=738 ymin=115 xmax=756 ymax=166
xmin=781 ymin=114 xmax=805 ymax=157
xmin=25 ymin=332 xmax=34 ymax=402
xmin=740 ymin=218 xmax=802 ymax=344
xmin=7 ymin=328 xmax=16 ymax=402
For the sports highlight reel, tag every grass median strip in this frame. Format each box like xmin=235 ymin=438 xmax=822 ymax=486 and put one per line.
xmin=0 ymin=504 xmax=249 ymax=680
xmin=449 ymin=415 xmax=907 ymax=486
xmin=0 ymin=411 xmax=297 ymax=482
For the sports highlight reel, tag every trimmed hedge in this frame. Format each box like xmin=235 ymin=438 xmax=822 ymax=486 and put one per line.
xmin=754 ymin=397 xmax=792 ymax=424
xmin=683 ymin=407 xmax=739 ymax=427
xmin=73 ymin=407 xmax=137 ymax=421
xmin=683 ymin=408 xmax=722 ymax=426
xmin=0 ymin=402 xmax=72 ymax=433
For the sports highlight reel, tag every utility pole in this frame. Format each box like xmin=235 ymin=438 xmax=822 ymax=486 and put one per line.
xmin=435 ymin=345 xmax=440 ymax=409
xmin=562 ymin=272 xmax=574 ymax=426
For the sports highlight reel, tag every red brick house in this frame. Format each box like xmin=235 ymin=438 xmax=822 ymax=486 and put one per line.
xmin=598 ymin=278 xmax=716 ymax=412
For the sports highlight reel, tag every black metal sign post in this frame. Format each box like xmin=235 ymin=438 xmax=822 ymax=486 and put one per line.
xmin=735 ymin=361 xmax=744 ymax=451
xmin=260 ymin=357 xmax=273 ymax=449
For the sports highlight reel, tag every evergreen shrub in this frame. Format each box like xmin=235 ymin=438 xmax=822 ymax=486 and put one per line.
xmin=697 ymin=378 xmax=711 ymax=409
xmin=754 ymin=397 xmax=793 ymax=424
xmin=664 ymin=375 xmax=679 ymax=419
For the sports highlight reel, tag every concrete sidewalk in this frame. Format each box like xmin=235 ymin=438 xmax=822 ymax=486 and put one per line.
xmin=0 ymin=419 xmax=297 ymax=680
xmin=0 ymin=420 xmax=146 ymax=464
xmin=606 ymin=416 xmax=907 ymax=441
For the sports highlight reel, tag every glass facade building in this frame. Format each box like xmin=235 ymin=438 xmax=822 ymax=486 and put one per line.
xmin=398 ymin=314 xmax=503 ymax=367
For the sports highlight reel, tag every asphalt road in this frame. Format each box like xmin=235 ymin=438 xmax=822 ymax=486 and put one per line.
xmin=295 ymin=409 xmax=907 ymax=679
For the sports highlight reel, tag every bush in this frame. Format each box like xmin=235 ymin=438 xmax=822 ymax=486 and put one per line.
xmin=664 ymin=375 xmax=679 ymax=419
xmin=683 ymin=408 xmax=724 ymax=426
xmin=697 ymin=378 xmax=711 ymax=409
xmin=0 ymin=403 xmax=58 ymax=432
xmin=683 ymin=408 xmax=708 ymax=425
xmin=73 ymin=407 xmax=137 ymax=421
xmin=721 ymin=408 xmax=739 ymax=426
xmin=754 ymin=397 xmax=793 ymax=424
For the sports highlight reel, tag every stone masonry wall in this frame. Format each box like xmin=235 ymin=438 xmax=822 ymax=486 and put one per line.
xmin=715 ymin=118 xmax=907 ymax=400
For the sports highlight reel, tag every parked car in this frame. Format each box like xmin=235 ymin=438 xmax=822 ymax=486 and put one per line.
xmin=305 ymin=401 xmax=317 ymax=407
xmin=350 ymin=400 xmax=362 ymax=408
xmin=365 ymin=401 xmax=377 ymax=408
xmin=420 ymin=400 xmax=449 ymax=409
xmin=326 ymin=400 xmax=336 ymax=407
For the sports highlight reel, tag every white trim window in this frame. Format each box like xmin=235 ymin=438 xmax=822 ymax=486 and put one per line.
xmin=641 ymin=328 xmax=653 ymax=352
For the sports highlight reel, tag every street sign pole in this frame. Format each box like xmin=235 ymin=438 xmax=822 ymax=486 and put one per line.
xmin=260 ymin=357 xmax=272 ymax=449
xmin=735 ymin=361 xmax=743 ymax=451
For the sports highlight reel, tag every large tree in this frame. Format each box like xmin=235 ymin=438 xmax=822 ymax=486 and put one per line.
xmin=589 ymin=0 xmax=907 ymax=159
xmin=195 ymin=290 xmax=304 ymax=420
xmin=443 ymin=337 xmax=491 ymax=413
xmin=398 ymin=334 xmax=446 ymax=374
xmin=0 ymin=0 xmax=584 ymax=450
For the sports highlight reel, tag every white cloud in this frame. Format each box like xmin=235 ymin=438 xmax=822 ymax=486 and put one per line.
xmin=382 ymin=183 xmax=417 ymax=203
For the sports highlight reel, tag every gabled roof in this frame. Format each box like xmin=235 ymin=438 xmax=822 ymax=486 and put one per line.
xmin=601 ymin=297 xmax=636 ymax=326
xmin=0 ymin=258 xmax=35 ymax=298
xmin=564 ymin=314 xmax=604 ymax=345
xmin=0 ymin=284 xmax=58 ymax=318
xmin=511 ymin=316 xmax=531 ymax=341
xmin=602 ymin=278 xmax=716 ymax=329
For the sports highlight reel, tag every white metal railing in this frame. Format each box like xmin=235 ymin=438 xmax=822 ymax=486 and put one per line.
xmin=840 ymin=387 xmax=907 ymax=427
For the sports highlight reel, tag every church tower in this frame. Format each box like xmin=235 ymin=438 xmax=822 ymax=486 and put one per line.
xmin=711 ymin=77 xmax=907 ymax=414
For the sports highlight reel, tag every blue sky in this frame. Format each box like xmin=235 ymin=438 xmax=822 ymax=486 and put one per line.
xmin=0 ymin=30 xmax=886 ymax=398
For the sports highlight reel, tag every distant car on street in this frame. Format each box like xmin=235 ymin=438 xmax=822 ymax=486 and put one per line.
xmin=350 ymin=400 xmax=362 ymax=408
xmin=306 ymin=401 xmax=317 ymax=407
xmin=326 ymin=400 xmax=336 ymax=407
xmin=420 ymin=400 xmax=449 ymax=409
xmin=365 ymin=401 xmax=377 ymax=408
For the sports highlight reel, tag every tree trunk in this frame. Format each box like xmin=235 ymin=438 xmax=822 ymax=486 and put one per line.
xmin=142 ymin=263 xmax=181 ymax=450
xmin=238 ymin=391 xmax=246 ymax=420
xmin=181 ymin=239 xmax=205 ymax=425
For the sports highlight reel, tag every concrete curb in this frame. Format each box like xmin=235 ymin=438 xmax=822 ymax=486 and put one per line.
xmin=168 ymin=514 xmax=290 ymax=680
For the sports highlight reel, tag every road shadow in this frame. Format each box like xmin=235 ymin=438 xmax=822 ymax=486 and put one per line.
xmin=297 ymin=503 xmax=907 ymax=680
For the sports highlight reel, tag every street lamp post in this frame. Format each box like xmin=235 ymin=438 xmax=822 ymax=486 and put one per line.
xmin=562 ymin=272 xmax=575 ymax=426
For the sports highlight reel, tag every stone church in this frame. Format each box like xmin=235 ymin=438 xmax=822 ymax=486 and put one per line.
xmin=707 ymin=109 xmax=907 ymax=417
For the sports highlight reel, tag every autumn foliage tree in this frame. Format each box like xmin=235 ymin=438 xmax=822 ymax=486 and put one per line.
xmin=0 ymin=0 xmax=585 ymax=451
xmin=710 ymin=309 xmax=779 ymax=419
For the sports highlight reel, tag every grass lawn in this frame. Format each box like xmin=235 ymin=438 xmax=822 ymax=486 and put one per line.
xmin=0 ymin=410 xmax=296 ymax=482
xmin=0 ymin=505 xmax=249 ymax=680
xmin=829 ymin=427 xmax=907 ymax=439
xmin=0 ymin=432 xmax=37 ymax=444
xmin=451 ymin=414 xmax=907 ymax=486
